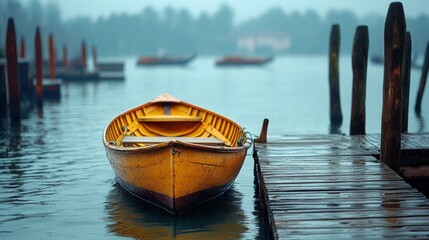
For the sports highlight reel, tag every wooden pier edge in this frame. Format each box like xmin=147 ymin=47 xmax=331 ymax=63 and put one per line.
xmin=253 ymin=145 xmax=278 ymax=239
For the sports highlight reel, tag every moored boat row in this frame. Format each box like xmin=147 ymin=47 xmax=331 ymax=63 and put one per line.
xmin=136 ymin=53 xmax=274 ymax=66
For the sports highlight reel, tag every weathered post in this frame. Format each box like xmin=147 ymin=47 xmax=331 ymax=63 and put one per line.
xmin=0 ymin=33 xmax=6 ymax=117
xmin=19 ymin=37 xmax=25 ymax=59
xmin=380 ymin=2 xmax=406 ymax=173
xmin=350 ymin=26 xmax=369 ymax=135
xmin=255 ymin=118 xmax=269 ymax=143
xmin=81 ymin=40 xmax=87 ymax=71
xmin=18 ymin=60 xmax=30 ymax=104
xmin=35 ymin=27 xmax=43 ymax=103
xmin=0 ymin=59 xmax=6 ymax=117
xmin=414 ymin=42 xmax=429 ymax=115
xmin=6 ymin=18 xmax=21 ymax=121
xmin=92 ymin=46 xmax=98 ymax=71
xmin=329 ymin=24 xmax=343 ymax=126
xmin=401 ymin=32 xmax=412 ymax=133
xmin=63 ymin=44 xmax=69 ymax=67
xmin=49 ymin=33 xmax=55 ymax=80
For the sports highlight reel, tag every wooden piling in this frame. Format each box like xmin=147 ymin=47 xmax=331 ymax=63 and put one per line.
xmin=380 ymin=2 xmax=406 ymax=173
xmin=49 ymin=33 xmax=55 ymax=80
xmin=35 ymin=27 xmax=43 ymax=103
xmin=402 ymin=32 xmax=412 ymax=133
xmin=0 ymin=60 xmax=6 ymax=117
xmin=19 ymin=37 xmax=26 ymax=59
xmin=414 ymin=41 xmax=429 ymax=115
xmin=6 ymin=18 xmax=21 ymax=121
xmin=81 ymin=40 xmax=87 ymax=70
xmin=329 ymin=24 xmax=343 ymax=126
xmin=18 ymin=60 xmax=30 ymax=103
xmin=63 ymin=44 xmax=69 ymax=67
xmin=92 ymin=46 xmax=98 ymax=71
xmin=255 ymin=118 xmax=269 ymax=143
xmin=350 ymin=26 xmax=369 ymax=135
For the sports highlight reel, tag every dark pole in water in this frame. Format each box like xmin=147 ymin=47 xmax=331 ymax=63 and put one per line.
xmin=0 ymin=24 xmax=5 ymax=117
xmin=0 ymin=61 xmax=6 ymax=117
xmin=63 ymin=44 xmax=69 ymax=67
xmin=414 ymin=42 xmax=429 ymax=115
xmin=92 ymin=45 xmax=98 ymax=71
xmin=329 ymin=24 xmax=343 ymax=126
xmin=6 ymin=18 xmax=21 ymax=121
xmin=380 ymin=2 xmax=406 ymax=173
xmin=0 ymin=31 xmax=6 ymax=116
xmin=19 ymin=37 xmax=25 ymax=59
xmin=49 ymin=33 xmax=55 ymax=80
xmin=401 ymin=32 xmax=412 ymax=133
xmin=81 ymin=40 xmax=87 ymax=71
xmin=0 ymin=61 xmax=7 ymax=118
xmin=35 ymin=27 xmax=43 ymax=103
xmin=350 ymin=26 xmax=369 ymax=135
xmin=255 ymin=118 xmax=269 ymax=143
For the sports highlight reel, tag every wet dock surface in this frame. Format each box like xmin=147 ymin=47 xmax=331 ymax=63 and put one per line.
xmin=254 ymin=134 xmax=429 ymax=239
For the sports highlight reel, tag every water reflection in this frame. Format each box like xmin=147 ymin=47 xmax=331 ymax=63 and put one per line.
xmin=415 ymin=112 xmax=425 ymax=133
xmin=0 ymin=123 xmax=24 ymax=194
xmin=252 ymin=168 xmax=271 ymax=239
xmin=381 ymin=192 xmax=402 ymax=227
xmin=105 ymin=181 xmax=247 ymax=239
xmin=329 ymin=123 xmax=342 ymax=134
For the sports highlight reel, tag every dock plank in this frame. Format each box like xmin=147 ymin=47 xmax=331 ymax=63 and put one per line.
xmin=254 ymin=134 xmax=429 ymax=239
xmin=352 ymin=133 xmax=429 ymax=151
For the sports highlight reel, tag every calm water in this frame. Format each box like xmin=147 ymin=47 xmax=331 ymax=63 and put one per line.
xmin=1 ymin=56 xmax=428 ymax=239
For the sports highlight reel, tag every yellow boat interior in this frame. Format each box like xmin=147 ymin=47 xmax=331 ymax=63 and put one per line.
xmin=104 ymin=94 xmax=246 ymax=148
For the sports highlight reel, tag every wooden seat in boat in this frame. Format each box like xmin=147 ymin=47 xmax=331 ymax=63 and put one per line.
xmin=121 ymin=136 xmax=224 ymax=146
xmin=138 ymin=115 xmax=202 ymax=122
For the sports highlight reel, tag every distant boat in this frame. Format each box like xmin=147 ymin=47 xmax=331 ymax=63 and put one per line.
xmin=136 ymin=53 xmax=196 ymax=66
xmin=215 ymin=55 xmax=274 ymax=66
xmin=103 ymin=93 xmax=251 ymax=214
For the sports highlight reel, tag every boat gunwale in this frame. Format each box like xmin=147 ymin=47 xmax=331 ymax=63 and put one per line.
xmin=103 ymin=136 xmax=247 ymax=153
xmin=102 ymin=95 xmax=246 ymax=152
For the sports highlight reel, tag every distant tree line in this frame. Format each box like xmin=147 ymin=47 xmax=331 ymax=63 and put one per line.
xmin=1 ymin=0 xmax=429 ymax=59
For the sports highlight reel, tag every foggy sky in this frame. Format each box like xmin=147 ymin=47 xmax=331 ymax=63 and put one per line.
xmin=20 ymin=0 xmax=429 ymax=23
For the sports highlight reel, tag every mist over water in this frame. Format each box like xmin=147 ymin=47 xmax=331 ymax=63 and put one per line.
xmin=2 ymin=1 xmax=429 ymax=59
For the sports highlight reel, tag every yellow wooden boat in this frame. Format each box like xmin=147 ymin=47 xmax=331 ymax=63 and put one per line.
xmin=103 ymin=94 xmax=251 ymax=214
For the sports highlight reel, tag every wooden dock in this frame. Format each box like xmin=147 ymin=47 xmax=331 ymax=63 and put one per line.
xmin=253 ymin=134 xmax=429 ymax=239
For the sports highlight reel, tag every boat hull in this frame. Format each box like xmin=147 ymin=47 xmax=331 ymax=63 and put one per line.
xmin=137 ymin=54 xmax=195 ymax=66
xmin=215 ymin=55 xmax=273 ymax=66
xmin=105 ymin=141 xmax=247 ymax=214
